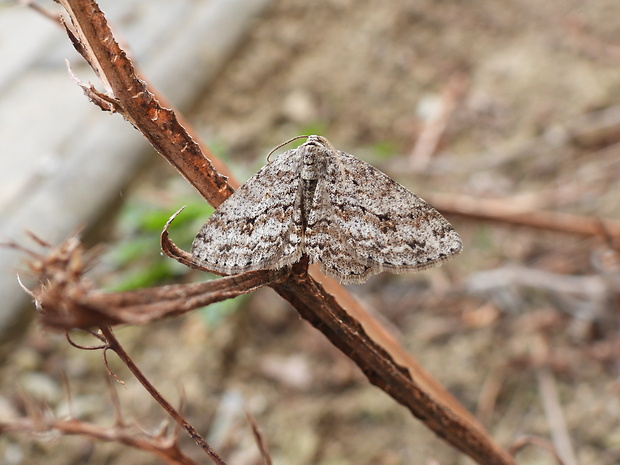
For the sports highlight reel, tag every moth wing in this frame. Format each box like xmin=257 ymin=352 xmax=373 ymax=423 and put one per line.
xmin=306 ymin=149 xmax=462 ymax=284
xmin=191 ymin=149 xmax=304 ymax=275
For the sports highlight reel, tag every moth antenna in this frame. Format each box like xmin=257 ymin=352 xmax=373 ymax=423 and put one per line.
xmin=313 ymin=135 xmax=337 ymax=153
xmin=266 ymin=135 xmax=309 ymax=162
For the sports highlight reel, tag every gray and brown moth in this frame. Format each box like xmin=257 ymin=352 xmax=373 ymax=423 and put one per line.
xmin=191 ymin=135 xmax=462 ymax=284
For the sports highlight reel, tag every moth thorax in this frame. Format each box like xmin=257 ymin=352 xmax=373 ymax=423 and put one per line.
xmin=300 ymin=147 xmax=326 ymax=181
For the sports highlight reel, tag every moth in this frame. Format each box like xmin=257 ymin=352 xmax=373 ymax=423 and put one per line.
xmin=191 ymin=135 xmax=462 ymax=284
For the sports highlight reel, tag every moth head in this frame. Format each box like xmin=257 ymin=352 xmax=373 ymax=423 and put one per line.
xmin=266 ymin=134 xmax=336 ymax=162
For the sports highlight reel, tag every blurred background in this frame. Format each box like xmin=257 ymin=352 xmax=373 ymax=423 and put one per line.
xmin=1 ymin=0 xmax=619 ymax=464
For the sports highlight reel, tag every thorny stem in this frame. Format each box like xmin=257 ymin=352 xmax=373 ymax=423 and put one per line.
xmin=99 ymin=326 xmax=227 ymax=465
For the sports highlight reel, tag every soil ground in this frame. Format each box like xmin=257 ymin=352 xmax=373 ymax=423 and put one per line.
xmin=2 ymin=0 xmax=620 ymax=464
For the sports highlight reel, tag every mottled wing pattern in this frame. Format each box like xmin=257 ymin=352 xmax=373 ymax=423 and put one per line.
xmin=305 ymin=148 xmax=462 ymax=284
xmin=191 ymin=148 xmax=304 ymax=275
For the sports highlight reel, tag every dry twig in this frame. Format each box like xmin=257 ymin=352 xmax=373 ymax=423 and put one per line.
xmin=246 ymin=411 xmax=273 ymax=465
xmin=409 ymin=72 xmax=469 ymax=172
xmin=426 ymin=192 xmax=620 ymax=239
xmin=533 ymin=337 xmax=578 ymax=465
xmin=100 ymin=326 xmax=227 ymax=465
xmin=1 ymin=416 xmax=201 ymax=465
xmin=467 ymin=265 xmax=619 ymax=318
xmin=8 ymin=233 xmax=283 ymax=329
xmin=509 ymin=436 xmax=565 ymax=465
